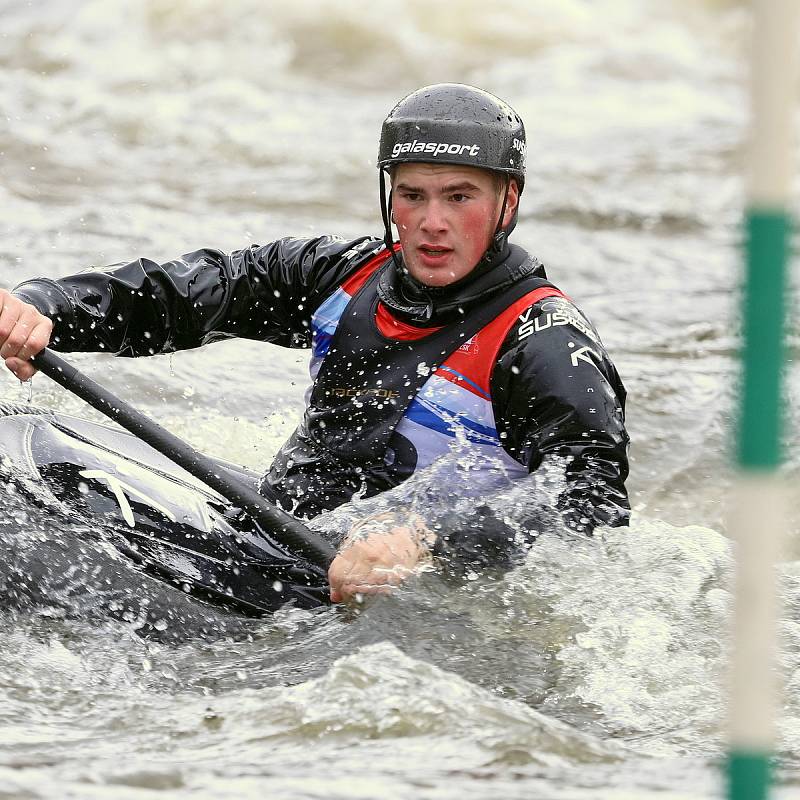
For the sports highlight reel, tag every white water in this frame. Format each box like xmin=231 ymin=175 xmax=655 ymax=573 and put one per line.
xmin=1 ymin=1 xmax=799 ymax=797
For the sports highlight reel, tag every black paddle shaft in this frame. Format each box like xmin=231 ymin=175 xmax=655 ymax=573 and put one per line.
xmin=33 ymin=348 xmax=335 ymax=569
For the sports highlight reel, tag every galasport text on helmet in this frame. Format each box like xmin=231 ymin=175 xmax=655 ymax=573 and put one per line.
xmin=377 ymin=83 xmax=526 ymax=191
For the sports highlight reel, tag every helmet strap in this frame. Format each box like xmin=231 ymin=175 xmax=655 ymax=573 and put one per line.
xmin=496 ymin=175 xmax=510 ymax=234
xmin=379 ymin=169 xmax=404 ymax=273
xmin=483 ymin=175 xmax=511 ymax=262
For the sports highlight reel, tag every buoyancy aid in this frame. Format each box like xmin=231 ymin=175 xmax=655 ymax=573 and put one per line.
xmin=264 ymin=248 xmax=564 ymax=518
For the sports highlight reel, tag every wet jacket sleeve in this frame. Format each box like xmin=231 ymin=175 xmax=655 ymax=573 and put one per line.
xmin=434 ymin=295 xmax=630 ymax=570
xmin=12 ymin=236 xmax=380 ymax=356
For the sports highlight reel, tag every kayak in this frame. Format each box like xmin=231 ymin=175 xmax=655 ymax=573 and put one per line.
xmin=0 ymin=402 xmax=330 ymax=615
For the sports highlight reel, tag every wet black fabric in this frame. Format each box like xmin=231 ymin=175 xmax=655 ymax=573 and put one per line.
xmin=13 ymin=237 xmax=381 ymax=354
xmin=14 ymin=234 xmax=631 ymax=542
xmin=375 ymin=243 xmax=545 ymax=326
xmin=267 ymin=258 xmax=556 ymax=518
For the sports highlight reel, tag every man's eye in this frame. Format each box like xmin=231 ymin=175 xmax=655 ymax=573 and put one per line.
xmin=401 ymin=192 xmax=422 ymax=202
xmin=451 ymin=193 xmax=469 ymax=202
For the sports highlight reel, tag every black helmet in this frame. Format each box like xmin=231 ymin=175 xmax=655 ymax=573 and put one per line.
xmin=377 ymin=83 xmax=525 ymax=191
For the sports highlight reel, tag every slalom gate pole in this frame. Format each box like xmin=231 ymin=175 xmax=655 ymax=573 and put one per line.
xmin=727 ymin=2 xmax=797 ymax=799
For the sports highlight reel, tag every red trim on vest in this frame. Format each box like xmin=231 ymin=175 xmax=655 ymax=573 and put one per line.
xmin=375 ymin=302 xmax=442 ymax=340
xmin=339 ymin=246 xmax=396 ymax=296
xmin=435 ymin=286 xmax=565 ymax=397
xmin=338 ymin=247 xmax=565 ymax=393
xmin=341 ymin=246 xmax=443 ymax=341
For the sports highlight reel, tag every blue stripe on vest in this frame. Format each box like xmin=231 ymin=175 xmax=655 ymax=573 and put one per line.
xmin=312 ymin=288 xmax=351 ymax=358
xmin=406 ymin=397 xmax=500 ymax=444
xmin=436 ymin=365 xmax=492 ymax=400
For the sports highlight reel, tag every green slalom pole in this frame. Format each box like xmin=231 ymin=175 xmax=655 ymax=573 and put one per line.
xmin=727 ymin=2 xmax=797 ymax=799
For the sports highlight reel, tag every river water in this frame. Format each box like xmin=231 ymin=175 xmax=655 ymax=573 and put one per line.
xmin=1 ymin=0 xmax=799 ymax=798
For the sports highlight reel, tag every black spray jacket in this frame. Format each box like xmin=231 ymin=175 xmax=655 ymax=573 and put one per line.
xmin=14 ymin=235 xmax=630 ymax=565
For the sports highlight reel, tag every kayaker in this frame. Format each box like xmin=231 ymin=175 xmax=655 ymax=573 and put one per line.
xmin=0 ymin=84 xmax=630 ymax=603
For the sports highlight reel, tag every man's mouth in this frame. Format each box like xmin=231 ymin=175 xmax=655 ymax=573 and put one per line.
xmin=419 ymin=245 xmax=452 ymax=257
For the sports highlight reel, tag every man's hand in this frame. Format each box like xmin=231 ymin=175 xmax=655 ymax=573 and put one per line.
xmin=0 ymin=289 xmax=53 ymax=381
xmin=328 ymin=511 xmax=435 ymax=603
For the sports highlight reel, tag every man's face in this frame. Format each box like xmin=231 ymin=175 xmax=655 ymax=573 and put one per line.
xmin=391 ymin=163 xmax=519 ymax=288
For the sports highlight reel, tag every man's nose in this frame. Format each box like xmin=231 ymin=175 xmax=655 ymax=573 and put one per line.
xmin=420 ymin=200 xmax=447 ymax=233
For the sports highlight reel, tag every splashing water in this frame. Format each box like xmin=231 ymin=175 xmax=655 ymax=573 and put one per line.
xmin=1 ymin=0 xmax=800 ymax=797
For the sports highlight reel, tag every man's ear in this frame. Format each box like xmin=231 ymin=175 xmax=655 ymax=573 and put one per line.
xmin=502 ymin=179 xmax=520 ymax=228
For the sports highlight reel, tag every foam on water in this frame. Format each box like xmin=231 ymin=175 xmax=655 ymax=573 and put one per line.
xmin=2 ymin=0 xmax=800 ymax=797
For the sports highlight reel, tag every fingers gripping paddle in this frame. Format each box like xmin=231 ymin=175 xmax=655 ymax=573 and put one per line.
xmin=32 ymin=348 xmax=335 ymax=570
